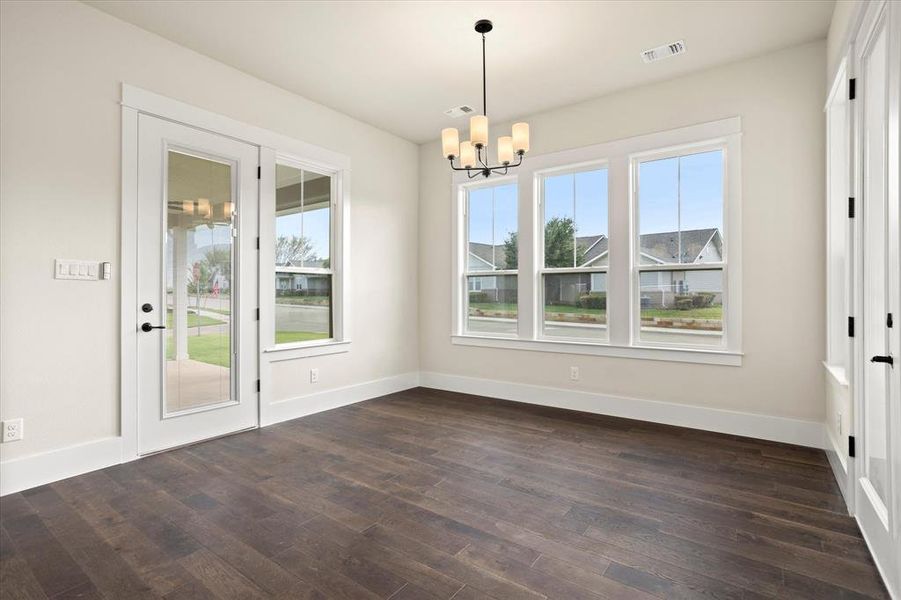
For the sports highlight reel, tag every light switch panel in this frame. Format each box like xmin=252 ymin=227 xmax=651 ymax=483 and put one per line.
xmin=55 ymin=259 xmax=103 ymax=281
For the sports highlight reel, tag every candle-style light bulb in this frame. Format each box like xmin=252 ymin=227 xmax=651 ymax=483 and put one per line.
xmin=512 ymin=122 xmax=530 ymax=154
xmin=441 ymin=128 xmax=459 ymax=159
xmin=460 ymin=141 xmax=476 ymax=168
xmin=470 ymin=115 xmax=489 ymax=148
xmin=497 ymin=136 xmax=514 ymax=165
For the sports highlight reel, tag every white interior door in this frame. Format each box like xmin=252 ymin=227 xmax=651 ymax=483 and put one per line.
xmin=136 ymin=114 xmax=259 ymax=455
xmin=855 ymin=1 xmax=901 ymax=594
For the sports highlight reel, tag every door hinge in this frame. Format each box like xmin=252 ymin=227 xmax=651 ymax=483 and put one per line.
xmin=848 ymin=316 xmax=855 ymax=337
xmin=256 ymin=379 xmax=261 ymax=392
xmin=848 ymin=197 xmax=855 ymax=218
xmin=255 ymin=308 xmax=260 ymax=320
xmin=849 ymin=78 xmax=856 ymax=100
xmin=257 ymin=166 xmax=261 ymax=180
xmin=888 ymin=313 xmax=893 ymax=328
xmin=256 ymin=237 xmax=260 ymax=250
xmin=848 ymin=435 xmax=856 ymax=458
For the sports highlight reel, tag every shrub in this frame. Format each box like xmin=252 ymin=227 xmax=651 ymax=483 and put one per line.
xmin=675 ymin=296 xmax=694 ymax=310
xmin=469 ymin=291 xmax=489 ymax=304
xmin=579 ymin=293 xmax=606 ymax=310
xmin=692 ymin=292 xmax=716 ymax=308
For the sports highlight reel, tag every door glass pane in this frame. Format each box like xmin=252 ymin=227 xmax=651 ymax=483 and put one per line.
xmin=862 ymin=24 xmax=889 ymax=505
xmin=165 ymin=151 xmax=234 ymax=413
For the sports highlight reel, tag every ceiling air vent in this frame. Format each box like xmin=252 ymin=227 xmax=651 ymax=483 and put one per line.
xmin=641 ymin=40 xmax=686 ymax=64
xmin=444 ymin=104 xmax=476 ymax=118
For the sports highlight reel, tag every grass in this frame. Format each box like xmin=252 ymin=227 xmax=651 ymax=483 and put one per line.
xmin=166 ymin=334 xmax=231 ymax=368
xmin=470 ymin=302 xmax=723 ymax=321
xmin=276 ymin=331 xmax=330 ymax=344
xmin=165 ymin=330 xmax=329 ymax=368
xmin=166 ymin=310 xmax=225 ymax=329
xmin=642 ymin=306 xmax=723 ymax=320
xmin=275 ymin=296 xmax=330 ymax=306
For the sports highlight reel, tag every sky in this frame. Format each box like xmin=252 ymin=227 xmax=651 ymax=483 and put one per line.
xmin=468 ymin=149 xmax=723 ymax=259
xmin=275 ymin=207 xmax=331 ymax=262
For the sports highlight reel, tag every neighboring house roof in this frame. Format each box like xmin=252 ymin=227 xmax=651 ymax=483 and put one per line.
xmin=639 ymin=228 xmax=720 ymax=264
xmin=471 ymin=228 xmax=722 ymax=270
xmin=580 ymin=228 xmax=721 ymax=266
xmin=468 ymin=242 xmax=508 ymax=270
xmin=279 ymin=258 xmax=328 ymax=269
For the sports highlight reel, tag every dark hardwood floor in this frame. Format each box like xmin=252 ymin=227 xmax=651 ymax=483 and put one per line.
xmin=0 ymin=387 xmax=889 ymax=599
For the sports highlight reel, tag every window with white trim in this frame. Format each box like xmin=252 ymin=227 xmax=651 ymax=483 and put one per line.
xmin=633 ymin=148 xmax=726 ymax=348
xmin=539 ymin=165 xmax=609 ymax=340
xmin=452 ymin=118 xmax=742 ymax=365
xmin=464 ymin=181 xmax=518 ymax=336
xmin=273 ymin=160 xmax=335 ymax=345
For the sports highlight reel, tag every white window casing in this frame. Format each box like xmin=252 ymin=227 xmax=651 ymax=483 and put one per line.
xmin=451 ymin=117 xmax=742 ymax=366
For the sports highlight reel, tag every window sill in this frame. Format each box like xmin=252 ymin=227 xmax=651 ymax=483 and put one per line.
xmin=823 ymin=361 xmax=850 ymax=387
xmin=263 ymin=339 xmax=350 ymax=362
xmin=451 ymin=335 xmax=742 ymax=366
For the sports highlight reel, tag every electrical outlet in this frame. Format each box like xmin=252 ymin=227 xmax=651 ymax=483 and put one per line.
xmin=310 ymin=368 xmax=319 ymax=384
xmin=2 ymin=419 xmax=23 ymax=442
xmin=570 ymin=366 xmax=580 ymax=381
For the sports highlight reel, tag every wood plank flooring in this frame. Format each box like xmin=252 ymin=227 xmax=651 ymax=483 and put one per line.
xmin=0 ymin=387 xmax=889 ymax=599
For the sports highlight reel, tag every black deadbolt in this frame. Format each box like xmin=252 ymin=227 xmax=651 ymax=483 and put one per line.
xmin=141 ymin=303 xmax=153 ymax=313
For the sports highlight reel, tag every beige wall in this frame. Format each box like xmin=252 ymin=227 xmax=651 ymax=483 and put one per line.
xmin=418 ymin=41 xmax=827 ymax=422
xmin=0 ymin=1 xmax=419 ymax=461
xmin=827 ymin=0 xmax=865 ymax=79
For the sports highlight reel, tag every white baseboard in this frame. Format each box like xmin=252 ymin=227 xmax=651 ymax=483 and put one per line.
xmin=420 ymin=371 xmax=827 ymax=449
xmin=0 ymin=372 xmax=420 ymax=497
xmin=2 ymin=369 xmax=829 ymax=496
xmin=261 ymin=371 xmax=420 ymax=427
xmin=0 ymin=437 xmax=123 ymax=496
xmin=825 ymin=429 xmax=853 ymax=514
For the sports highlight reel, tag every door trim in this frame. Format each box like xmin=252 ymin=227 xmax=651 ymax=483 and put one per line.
xmin=120 ymin=84 xmax=351 ymax=461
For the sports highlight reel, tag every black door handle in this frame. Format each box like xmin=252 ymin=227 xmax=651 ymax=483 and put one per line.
xmin=141 ymin=322 xmax=166 ymax=332
xmin=871 ymin=355 xmax=893 ymax=366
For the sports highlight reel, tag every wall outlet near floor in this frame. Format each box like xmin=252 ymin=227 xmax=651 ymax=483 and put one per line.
xmin=570 ymin=366 xmax=580 ymax=381
xmin=2 ymin=418 xmax=23 ymax=442
xmin=310 ymin=368 xmax=319 ymax=384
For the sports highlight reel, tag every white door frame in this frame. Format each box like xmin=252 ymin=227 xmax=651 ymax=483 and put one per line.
xmin=120 ymin=84 xmax=351 ymax=461
xmin=848 ymin=1 xmax=901 ymax=596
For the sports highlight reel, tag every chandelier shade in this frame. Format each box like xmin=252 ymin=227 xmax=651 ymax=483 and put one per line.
xmin=441 ymin=19 xmax=529 ymax=178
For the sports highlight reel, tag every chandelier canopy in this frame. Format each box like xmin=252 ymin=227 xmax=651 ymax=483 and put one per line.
xmin=441 ymin=20 xmax=530 ymax=178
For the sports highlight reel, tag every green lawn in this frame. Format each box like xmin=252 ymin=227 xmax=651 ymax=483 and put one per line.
xmin=274 ymin=296 xmax=330 ymax=306
xmin=166 ymin=310 xmax=225 ymax=328
xmin=642 ymin=306 xmax=723 ymax=320
xmin=166 ymin=334 xmax=231 ymax=368
xmin=276 ymin=331 xmax=330 ymax=344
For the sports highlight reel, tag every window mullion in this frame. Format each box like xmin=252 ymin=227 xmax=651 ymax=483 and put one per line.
xmin=608 ymin=155 xmax=631 ymax=346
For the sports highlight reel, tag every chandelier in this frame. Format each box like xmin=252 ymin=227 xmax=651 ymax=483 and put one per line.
xmin=442 ymin=20 xmax=530 ymax=178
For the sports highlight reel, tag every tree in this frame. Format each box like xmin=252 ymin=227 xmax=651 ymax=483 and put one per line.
xmin=276 ymin=235 xmax=315 ymax=266
xmin=201 ymin=246 xmax=231 ymax=281
xmin=503 ymin=232 xmax=518 ymax=269
xmin=543 ymin=217 xmax=585 ymax=267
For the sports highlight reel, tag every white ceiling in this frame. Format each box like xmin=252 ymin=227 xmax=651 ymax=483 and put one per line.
xmin=86 ymin=0 xmax=834 ymax=143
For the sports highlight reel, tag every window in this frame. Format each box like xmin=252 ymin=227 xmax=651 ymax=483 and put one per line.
xmin=464 ymin=181 xmax=518 ymax=335
xmin=273 ymin=162 xmax=334 ymax=344
xmin=634 ymin=148 xmax=726 ymax=347
xmin=540 ymin=166 xmax=609 ymax=340
xmin=452 ymin=118 xmax=741 ymax=365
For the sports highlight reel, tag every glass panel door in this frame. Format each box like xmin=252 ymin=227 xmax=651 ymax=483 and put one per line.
xmin=165 ymin=151 xmax=235 ymax=414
